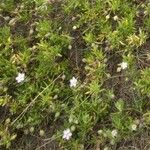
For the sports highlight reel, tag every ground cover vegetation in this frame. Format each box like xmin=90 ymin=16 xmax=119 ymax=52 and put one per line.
xmin=0 ymin=0 xmax=150 ymax=149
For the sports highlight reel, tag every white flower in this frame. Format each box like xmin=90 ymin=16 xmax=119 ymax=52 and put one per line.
xmin=72 ymin=17 xmax=76 ymax=21
xmin=106 ymin=14 xmax=110 ymax=20
xmin=39 ymin=130 xmax=45 ymax=136
xmin=70 ymin=77 xmax=77 ymax=87
xmin=68 ymin=45 xmax=72 ymax=50
xmin=113 ymin=15 xmax=119 ymax=21
xmin=131 ymin=124 xmax=137 ymax=131
xmin=117 ymin=61 xmax=128 ymax=72
xmin=58 ymin=26 xmax=62 ymax=30
xmin=104 ymin=147 xmax=109 ymax=150
xmin=120 ymin=62 xmax=128 ymax=70
xmin=15 ymin=73 xmax=25 ymax=83
xmin=98 ymin=130 xmax=103 ymax=134
xmin=63 ymin=128 xmax=72 ymax=140
xmin=110 ymin=94 xmax=115 ymax=99
xmin=111 ymin=129 xmax=117 ymax=138
xmin=73 ymin=26 xmax=77 ymax=30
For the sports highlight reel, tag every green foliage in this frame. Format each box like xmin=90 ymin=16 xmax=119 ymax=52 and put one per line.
xmin=135 ymin=68 xmax=150 ymax=96
xmin=0 ymin=0 xmax=150 ymax=149
xmin=36 ymin=20 xmax=52 ymax=38
xmin=0 ymin=0 xmax=14 ymax=12
xmin=115 ymin=99 xmax=124 ymax=112
xmin=0 ymin=26 xmax=10 ymax=45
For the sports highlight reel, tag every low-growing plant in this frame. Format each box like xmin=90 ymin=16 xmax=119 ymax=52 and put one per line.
xmin=0 ymin=0 xmax=150 ymax=149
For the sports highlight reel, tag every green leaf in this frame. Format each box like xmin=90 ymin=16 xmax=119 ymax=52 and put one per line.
xmin=115 ymin=99 xmax=124 ymax=112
